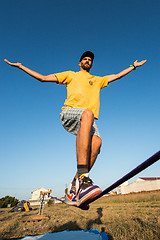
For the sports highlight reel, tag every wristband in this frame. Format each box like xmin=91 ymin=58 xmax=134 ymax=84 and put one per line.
xmin=130 ymin=64 xmax=136 ymax=70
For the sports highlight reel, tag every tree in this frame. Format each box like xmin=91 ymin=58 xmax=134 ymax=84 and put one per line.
xmin=65 ymin=184 xmax=68 ymax=197
xmin=0 ymin=196 xmax=19 ymax=208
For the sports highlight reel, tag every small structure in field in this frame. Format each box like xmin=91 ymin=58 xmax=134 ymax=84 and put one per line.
xmin=28 ymin=187 xmax=52 ymax=206
xmin=117 ymin=177 xmax=160 ymax=194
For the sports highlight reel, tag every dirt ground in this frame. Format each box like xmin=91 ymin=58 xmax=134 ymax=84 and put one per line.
xmin=0 ymin=191 xmax=160 ymax=240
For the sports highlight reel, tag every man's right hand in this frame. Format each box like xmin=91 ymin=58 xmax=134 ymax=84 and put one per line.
xmin=4 ymin=59 xmax=58 ymax=82
xmin=4 ymin=59 xmax=22 ymax=68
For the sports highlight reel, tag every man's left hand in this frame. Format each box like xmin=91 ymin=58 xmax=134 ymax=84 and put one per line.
xmin=134 ymin=60 xmax=147 ymax=68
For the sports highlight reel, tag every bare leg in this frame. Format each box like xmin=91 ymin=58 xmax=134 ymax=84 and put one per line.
xmin=76 ymin=110 xmax=94 ymax=165
xmin=88 ymin=135 xmax=102 ymax=172
xmin=74 ymin=110 xmax=102 ymax=180
xmin=66 ymin=110 xmax=102 ymax=206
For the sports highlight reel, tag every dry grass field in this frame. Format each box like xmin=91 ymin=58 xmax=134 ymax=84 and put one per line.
xmin=0 ymin=190 xmax=160 ymax=240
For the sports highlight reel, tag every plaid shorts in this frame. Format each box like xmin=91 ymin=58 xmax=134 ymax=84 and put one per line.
xmin=60 ymin=107 xmax=100 ymax=137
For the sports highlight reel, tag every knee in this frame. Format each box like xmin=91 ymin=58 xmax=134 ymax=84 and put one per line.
xmin=97 ymin=137 xmax=102 ymax=153
xmin=93 ymin=136 xmax=102 ymax=153
xmin=81 ymin=110 xmax=94 ymax=123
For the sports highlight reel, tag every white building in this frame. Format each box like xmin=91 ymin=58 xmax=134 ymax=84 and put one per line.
xmin=117 ymin=177 xmax=160 ymax=195
xmin=28 ymin=187 xmax=52 ymax=206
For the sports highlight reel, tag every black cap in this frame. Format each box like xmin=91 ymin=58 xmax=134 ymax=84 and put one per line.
xmin=80 ymin=51 xmax=94 ymax=62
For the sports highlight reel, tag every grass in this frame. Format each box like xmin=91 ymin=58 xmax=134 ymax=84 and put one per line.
xmin=0 ymin=190 xmax=160 ymax=240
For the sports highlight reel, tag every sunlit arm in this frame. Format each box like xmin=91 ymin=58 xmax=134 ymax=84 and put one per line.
xmin=108 ymin=60 xmax=147 ymax=83
xmin=4 ymin=59 xmax=58 ymax=83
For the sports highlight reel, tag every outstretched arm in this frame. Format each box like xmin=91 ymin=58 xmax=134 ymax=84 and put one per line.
xmin=4 ymin=59 xmax=58 ymax=83
xmin=108 ymin=60 xmax=147 ymax=83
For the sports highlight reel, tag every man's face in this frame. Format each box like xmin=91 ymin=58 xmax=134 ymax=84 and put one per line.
xmin=79 ymin=57 xmax=93 ymax=71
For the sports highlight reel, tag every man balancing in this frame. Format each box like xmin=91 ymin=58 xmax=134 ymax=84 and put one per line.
xmin=4 ymin=52 xmax=146 ymax=208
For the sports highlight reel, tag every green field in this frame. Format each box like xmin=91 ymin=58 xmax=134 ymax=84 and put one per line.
xmin=0 ymin=190 xmax=160 ymax=240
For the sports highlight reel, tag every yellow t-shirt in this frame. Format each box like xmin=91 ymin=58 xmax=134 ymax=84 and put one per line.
xmin=55 ymin=71 xmax=109 ymax=119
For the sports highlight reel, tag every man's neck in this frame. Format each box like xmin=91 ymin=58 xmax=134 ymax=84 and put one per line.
xmin=80 ymin=68 xmax=90 ymax=73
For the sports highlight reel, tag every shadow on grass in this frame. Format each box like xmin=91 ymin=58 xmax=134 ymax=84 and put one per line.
xmin=86 ymin=208 xmax=114 ymax=240
xmin=50 ymin=207 xmax=114 ymax=240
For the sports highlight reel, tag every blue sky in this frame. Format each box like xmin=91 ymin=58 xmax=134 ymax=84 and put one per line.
xmin=1 ymin=0 xmax=160 ymax=200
